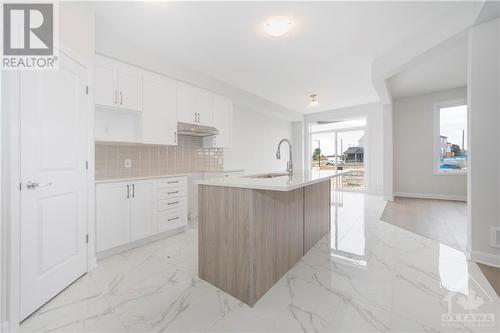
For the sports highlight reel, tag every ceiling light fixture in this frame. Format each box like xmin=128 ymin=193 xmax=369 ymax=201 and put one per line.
xmin=265 ymin=17 xmax=292 ymax=37
xmin=309 ymin=94 xmax=319 ymax=107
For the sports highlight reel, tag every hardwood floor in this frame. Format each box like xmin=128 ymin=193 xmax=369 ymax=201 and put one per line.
xmin=381 ymin=197 xmax=500 ymax=297
xmin=381 ymin=197 xmax=467 ymax=251
xmin=478 ymin=263 xmax=500 ymax=297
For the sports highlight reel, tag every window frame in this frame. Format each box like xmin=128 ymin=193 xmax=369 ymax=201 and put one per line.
xmin=433 ymin=99 xmax=467 ymax=176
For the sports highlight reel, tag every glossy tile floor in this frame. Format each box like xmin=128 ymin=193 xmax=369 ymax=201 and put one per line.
xmin=21 ymin=192 xmax=500 ymax=332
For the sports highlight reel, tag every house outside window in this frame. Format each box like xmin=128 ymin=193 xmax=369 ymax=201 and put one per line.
xmin=434 ymin=101 xmax=467 ymax=174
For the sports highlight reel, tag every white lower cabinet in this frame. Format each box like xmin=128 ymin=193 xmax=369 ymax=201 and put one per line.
xmin=96 ymin=182 xmax=131 ymax=252
xmin=96 ymin=176 xmax=188 ymax=254
xmin=130 ymin=181 xmax=155 ymax=241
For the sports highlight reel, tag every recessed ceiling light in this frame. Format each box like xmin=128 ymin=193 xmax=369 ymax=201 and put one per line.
xmin=309 ymin=94 xmax=319 ymax=107
xmin=265 ymin=17 xmax=292 ymax=37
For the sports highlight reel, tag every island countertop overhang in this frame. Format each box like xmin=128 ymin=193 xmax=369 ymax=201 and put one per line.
xmin=196 ymin=169 xmax=353 ymax=191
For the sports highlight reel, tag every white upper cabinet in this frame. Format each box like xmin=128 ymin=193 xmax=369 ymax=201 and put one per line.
xmin=142 ymin=72 xmax=178 ymax=145
xmin=118 ymin=64 xmax=142 ymax=111
xmin=204 ymin=94 xmax=233 ymax=148
xmin=94 ymin=55 xmax=142 ymax=112
xmin=177 ymin=83 xmax=212 ymax=126
xmin=95 ymin=56 xmax=118 ymax=108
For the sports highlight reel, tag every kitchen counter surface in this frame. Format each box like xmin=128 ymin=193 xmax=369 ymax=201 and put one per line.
xmin=95 ymin=169 xmax=246 ymax=184
xmin=197 ymin=169 xmax=354 ymax=191
xmin=95 ymin=174 xmax=190 ymax=184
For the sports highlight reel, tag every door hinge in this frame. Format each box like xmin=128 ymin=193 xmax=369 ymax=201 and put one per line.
xmin=85 ymin=86 xmax=89 ymax=95
xmin=86 ymin=234 xmax=89 ymax=243
xmin=85 ymin=160 xmax=89 ymax=170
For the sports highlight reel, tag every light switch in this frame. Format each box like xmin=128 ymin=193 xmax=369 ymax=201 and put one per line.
xmin=124 ymin=158 xmax=132 ymax=168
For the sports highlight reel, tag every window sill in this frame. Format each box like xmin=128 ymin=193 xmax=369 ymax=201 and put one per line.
xmin=434 ymin=170 xmax=467 ymax=176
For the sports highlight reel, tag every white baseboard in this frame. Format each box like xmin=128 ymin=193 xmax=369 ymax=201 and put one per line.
xmin=394 ymin=192 xmax=467 ymax=202
xmin=470 ymin=250 xmax=500 ymax=268
xmin=96 ymin=226 xmax=187 ymax=260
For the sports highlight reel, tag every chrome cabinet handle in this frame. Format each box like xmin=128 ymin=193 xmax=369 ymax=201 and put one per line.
xmin=167 ymin=191 xmax=179 ymax=195
xmin=120 ymin=91 xmax=123 ymax=105
xmin=132 ymin=184 xmax=135 ymax=198
xmin=168 ymin=217 xmax=180 ymax=221
xmin=26 ymin=181 xmax=52 ymax=190
xmin=167 ymin=201 xmax=179 ymax=205
xmin=167 ymin=181 xmax=179 ymax=184
xmin=126 ymin=184 xmax=130 ymax=199
xmin=114 ymin=91 xmax=117 ymax=104
xmin=194 ymin=113 xmax=197 ymax=123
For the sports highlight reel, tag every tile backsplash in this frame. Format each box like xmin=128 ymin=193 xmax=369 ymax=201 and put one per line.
xmin=95 ymin=135 xmax=223 ymax=180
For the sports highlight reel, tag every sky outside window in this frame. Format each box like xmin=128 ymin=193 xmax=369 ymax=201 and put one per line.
xmin=440 ymin=104 xmax=467 ymax=150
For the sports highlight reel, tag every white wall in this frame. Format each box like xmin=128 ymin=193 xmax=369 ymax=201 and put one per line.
xmin=392 ymin=87 xmax=467 ymax=200
xmin=60 ymin=2 xmax=95 ymax=63
xmin=224 ymin=107 xmax=293 ymax=175
xmin=304 ymin=103 xmax=387 ymax=196
xmin=467 ymin=18 xmax=500 ymax=267
xmin=94 ymin=22 xmax=299 ymax=174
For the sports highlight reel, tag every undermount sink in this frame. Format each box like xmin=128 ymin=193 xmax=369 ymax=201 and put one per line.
xmin=245 ymin=173 xmax=289 ymax=179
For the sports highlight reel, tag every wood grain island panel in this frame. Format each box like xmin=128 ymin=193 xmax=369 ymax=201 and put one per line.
xmin=198 ymin=179 xmax=331 ymax=306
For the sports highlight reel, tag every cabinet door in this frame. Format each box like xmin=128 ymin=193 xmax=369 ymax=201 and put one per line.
xmin=130 ymin=181 xmax=155 ymax=241
xmin=94 ymin=56 xmax=118 ymax=108
xmin=195 ymin=88 xmax=212 ymax=126
xmin=203 ymin=94 xmax=232 ymax=148
xmin=96 ymin=183 xmax=130 ymax=252
xmin=118 ymin=64 xmax=142 ymax=111
xmin=143 ymin=73 xmax=177 ymax=145
xmin=177 ymin=83 xmax=198 ymax=124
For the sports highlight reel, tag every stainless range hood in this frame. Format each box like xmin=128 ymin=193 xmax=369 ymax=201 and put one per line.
xmin=177 ymin=122 xmax=219 ymax=137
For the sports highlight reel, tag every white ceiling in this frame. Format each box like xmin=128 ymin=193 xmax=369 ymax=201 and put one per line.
xmin=93 ymin=1 xmax=473 ymax=114
xmin=388 ymin=38 xmax=468 ymax=99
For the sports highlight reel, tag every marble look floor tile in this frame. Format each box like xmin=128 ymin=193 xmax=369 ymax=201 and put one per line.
xmin=19 ymin=275 xmax=125 ymax=333
xmin=19 ymin=192 xmax=500 ymax=333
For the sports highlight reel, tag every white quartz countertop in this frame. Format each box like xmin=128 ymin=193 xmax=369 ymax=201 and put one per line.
xmin=196 ymin=169 xmax=354 ymax=191
xmin=95 ymin=169 xmax=246 ymax=184
xmin=95 ymin=174 xmax=190 ymax=184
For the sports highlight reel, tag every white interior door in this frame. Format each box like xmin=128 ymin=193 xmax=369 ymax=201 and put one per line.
xmin=20 ymin=52 xmax=89 ymax=320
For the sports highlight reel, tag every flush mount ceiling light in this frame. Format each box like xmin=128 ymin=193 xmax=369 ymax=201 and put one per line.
xmin=265 ymin=17 xmax=293 ymax=37
xmin=309 ymin=94 xmax=319 ymax=107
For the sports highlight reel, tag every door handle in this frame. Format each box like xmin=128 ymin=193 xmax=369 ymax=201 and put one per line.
xmin=132 ymin=184 xmax=135 ymax=198
xmin=127 ymin=184 xmax=130 ymax=199
xmin=120 ymin=91 xmax=123 ymax=105
xmin=26 ymin=181 xmax=52 ymax=190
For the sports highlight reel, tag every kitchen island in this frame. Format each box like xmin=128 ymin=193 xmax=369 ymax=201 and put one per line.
xmin=197 ymin=169 xmax=350 ymax=306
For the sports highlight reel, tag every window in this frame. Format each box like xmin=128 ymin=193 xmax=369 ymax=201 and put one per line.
xmin=435 ymin=103 xmax=467 ymax=174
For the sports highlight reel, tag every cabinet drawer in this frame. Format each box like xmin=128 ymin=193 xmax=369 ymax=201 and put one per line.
xmin=157 ymin=208 xmax=187 ymax=232
xmin=157 ymin=177 xmax=186 ymax=188
xmin=158 ymin=186 xmax=186 ymax=200
xmin=158 ymin=197 xmax=186 ymax=211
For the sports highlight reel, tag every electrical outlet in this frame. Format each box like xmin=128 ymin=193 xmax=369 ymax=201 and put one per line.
xmin=124 ymin=158 xmax=132 ymax=169
xmin=491 ymin=227 xmax=500 ymax=248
